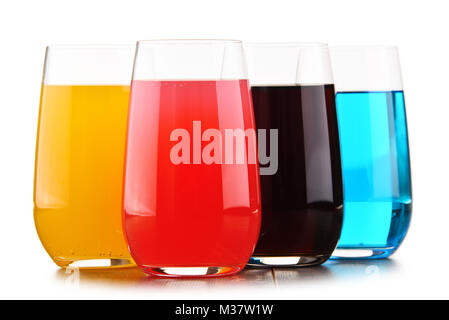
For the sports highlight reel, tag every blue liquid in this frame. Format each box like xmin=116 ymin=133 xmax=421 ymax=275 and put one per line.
xmin=334 ymin=91 xmax=412 ymax=258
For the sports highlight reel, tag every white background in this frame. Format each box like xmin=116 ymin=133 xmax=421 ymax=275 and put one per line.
xmin=0 ymin=0 xmax=448 ymax=300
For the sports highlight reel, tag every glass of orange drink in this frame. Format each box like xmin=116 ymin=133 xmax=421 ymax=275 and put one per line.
xmin=34 ymin=45 xmax=135 ymax=268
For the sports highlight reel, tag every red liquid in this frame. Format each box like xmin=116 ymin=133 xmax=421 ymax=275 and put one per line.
xmin=123 ymin=80 xmax=261 ymax=276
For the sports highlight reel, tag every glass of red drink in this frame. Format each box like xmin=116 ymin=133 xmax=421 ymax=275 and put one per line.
xmin=124 ymin=40 xmax=261 ymax=278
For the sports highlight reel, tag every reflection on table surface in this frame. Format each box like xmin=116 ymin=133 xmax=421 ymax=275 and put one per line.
xmin=272 ymin=259 xmax=398 ymax=286
xmin=55 ymin=259 xmax=399 ymax=289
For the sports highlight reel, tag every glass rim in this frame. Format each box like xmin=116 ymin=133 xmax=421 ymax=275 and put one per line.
xmin=330 ymin=45 xmax=399 ymax=52
xmin=245 ymin=42 xmax=328 ymax=48
xmin=46 ymin=43 xmax=136 ymax=50
xmin=138 ymin=39 xmax=242 ymax=46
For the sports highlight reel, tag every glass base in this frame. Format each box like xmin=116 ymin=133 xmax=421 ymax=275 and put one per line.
xmin=141 ymin=266 xmax=243 ymax=278
xmin=54 ymin=258 xmax=135 ymax=269
xmin=248 ymin=255 xmax=330 ymax=268
xmin=330 ymin=247 xmax=396 ymax=260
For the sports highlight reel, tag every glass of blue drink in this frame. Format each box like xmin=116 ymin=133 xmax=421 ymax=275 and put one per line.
xmin=330 ymin=46 xmax=412 ymax=259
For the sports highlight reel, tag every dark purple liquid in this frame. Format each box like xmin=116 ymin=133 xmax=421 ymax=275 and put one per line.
xmin=252 ymin=85 xmax=343 ymax=258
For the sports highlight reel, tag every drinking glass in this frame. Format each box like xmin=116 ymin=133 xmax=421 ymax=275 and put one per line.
xmin=34 ymin=44 xmax=136 ymax=268
xmin=330 ymin=46 xmax=412 ymax=259
xmin=124 ymin=40 xmax=261 ymax=277
xmin=245 ymin=43 xmax=343 ymax=267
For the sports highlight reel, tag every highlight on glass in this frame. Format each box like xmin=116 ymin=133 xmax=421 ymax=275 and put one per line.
xmin=245 ymin=43 xmax=344 ymax=267
xmin=330 ymin=46 xmax=412 ymax=259
xmin=123 ymin=40 xmax=261 ymax=277
xmin=34 ymin=44 xmax=136 ymax=268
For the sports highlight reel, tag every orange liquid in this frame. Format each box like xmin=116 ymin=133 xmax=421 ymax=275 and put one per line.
xmin=34 ymin=85 xmax=133 ymax=268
